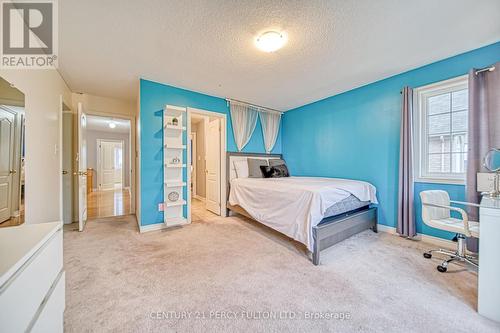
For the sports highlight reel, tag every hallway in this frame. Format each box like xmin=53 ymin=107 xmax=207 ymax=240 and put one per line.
xmin=87 ymin=188 xmax=131 ymax=219
xmin=191 ymin=198 xmax=218 ymax=222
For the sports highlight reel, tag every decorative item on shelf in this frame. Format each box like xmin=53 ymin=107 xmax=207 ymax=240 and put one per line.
xmin=172 ymin=117 xmax=179 ymax=126
xmin=171 ymin=156 xmax=181 ymax=164
xmin=483 ymin=148 xmax=500 ymax=198
xmin=167 ymin=191 xmax=179 ymax=202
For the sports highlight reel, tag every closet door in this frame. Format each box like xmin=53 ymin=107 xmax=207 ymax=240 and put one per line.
xmin=0 ymin=107 xmax=15 ymax=222
xmin=205 ymin=119 xmax=220 ymax=215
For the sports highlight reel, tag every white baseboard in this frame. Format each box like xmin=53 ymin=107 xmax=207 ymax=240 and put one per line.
xmin=139 ymin=222 xmax=168 ymax=233
xmin=193 ymin=195 xmax=205 ymax=202
xmin=376 ymin=223 xmax=455 ymax=249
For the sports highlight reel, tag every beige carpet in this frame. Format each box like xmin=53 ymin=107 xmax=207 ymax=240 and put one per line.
xmin=63 ymin=214 xmax=500 ymax=333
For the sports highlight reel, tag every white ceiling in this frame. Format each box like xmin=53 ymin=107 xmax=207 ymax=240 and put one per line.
xmin=59 ymin=0 xmax=500 ymax=111
xmin=86 ymin=115 xmax=130 ymax=134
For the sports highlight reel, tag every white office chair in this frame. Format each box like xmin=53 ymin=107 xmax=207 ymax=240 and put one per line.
xmin=420 ymin=190 xmax=479 ymax=272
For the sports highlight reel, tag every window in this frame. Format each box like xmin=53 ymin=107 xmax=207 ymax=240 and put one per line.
xmin=414 ymin=76 xmax=468 ymax=184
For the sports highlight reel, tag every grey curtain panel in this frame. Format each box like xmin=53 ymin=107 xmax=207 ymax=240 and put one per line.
xmin=397 ymin=87 xmax=416 ymax=238
xmin=466 ymin=63 xmax=500 ymax=251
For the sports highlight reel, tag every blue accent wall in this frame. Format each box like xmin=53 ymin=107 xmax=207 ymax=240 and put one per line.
xmin=282 ymin=42 xmax=500 ymax=240
xmin=139 ymin=79 xmax=282 ymax=226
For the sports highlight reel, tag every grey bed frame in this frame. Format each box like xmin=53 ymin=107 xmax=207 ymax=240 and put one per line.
xmin=226 ymin=152 xmax=378 ymax=265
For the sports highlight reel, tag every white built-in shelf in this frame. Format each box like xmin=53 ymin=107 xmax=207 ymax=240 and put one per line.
xmin=164 ymin=105 xmax=187 ymax=117
xmin=165 ymin=199 xmax=186 ymax=207
xmin=165 ymin=163 xmax=186 ymax=168
xmin=164 ymin=144 xmax=186 ymax=149
xmin=165 ymin=181 xmax=186 ymax=188
xmin=165 ymin=217 xmax=188 ymax=227
xmin=164 ymin=125 xmax=186 ymax=130
xmin=163 ymin=104 xmax=189 ymax=227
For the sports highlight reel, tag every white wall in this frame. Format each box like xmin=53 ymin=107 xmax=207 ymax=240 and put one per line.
xmin=135 ymin=85 xmax=141 ymax=226
xmin=72 ymin=93 xmax=135 ymax=117
xmin=0 ymin=70 xmax=72 ymax=224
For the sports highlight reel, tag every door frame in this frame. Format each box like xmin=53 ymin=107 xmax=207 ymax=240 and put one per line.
xmin=190 ymin=132 xmax=197 ymax=198
xmin=60 ymin=109 xmax=136 ymax=215
xmin=0 ymin=105 xmax=22 ymax=222
xmin=77 ymin=103 xmax=87 ymax=231
xmin=187 ymin=108 xmax=226 ymax=216
xmin=97 ymin=139 xmax=125 ymax=190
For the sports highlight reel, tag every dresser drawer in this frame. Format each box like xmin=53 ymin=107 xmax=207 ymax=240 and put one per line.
xmin=0 ymin=228 xmax=63 ymax=333
xmin=31 ymin=271 xmax=65 ymax=333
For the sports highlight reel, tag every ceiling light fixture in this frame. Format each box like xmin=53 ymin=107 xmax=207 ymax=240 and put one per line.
xmin=109 ymin=122 xmax=116 ymax=129
xmin=255 ymin=31 xmax=287 ymax=52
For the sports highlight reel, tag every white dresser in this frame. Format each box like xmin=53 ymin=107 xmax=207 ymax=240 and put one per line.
xmin=0 ymin=222 xmax=65 ymax=332
xmin=478 ymin=196 xmax=500 ymax=323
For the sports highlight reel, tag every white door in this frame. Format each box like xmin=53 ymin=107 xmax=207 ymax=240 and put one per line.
xmin=62 ymin=113 xmax=73 ymax=224
xmin=77 ymin=103 xmax=88 ymax=231
xmin=0 ymin=108 xmax=15 ymax=222
xmin=190 ymin=132 xmax=196 ymax=197
xmin=205 ymin=119 xmax=220 ymax=215
xmin=99 ymin=141 xmax=123 ymax=190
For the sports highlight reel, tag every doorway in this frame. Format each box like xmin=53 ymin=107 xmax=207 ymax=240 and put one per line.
xmin=61 ymin=104 xmax=136 ymax=231
xmin=0 ymin=77 xmax=25 ymax=228
xmin=188 ymin=108 xmax=226 ymax=222
xmin=85 ymin=115 xmax=131 ymax=219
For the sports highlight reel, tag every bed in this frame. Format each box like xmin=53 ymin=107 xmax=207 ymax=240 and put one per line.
xmin=226 ymin=152 xmax=378 ymax=265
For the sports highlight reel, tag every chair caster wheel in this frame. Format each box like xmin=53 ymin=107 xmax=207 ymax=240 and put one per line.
xmin=437 ymin=265 xmax=447 ymax=273
xmin=423 ymin=253 xmax=432 ymax=259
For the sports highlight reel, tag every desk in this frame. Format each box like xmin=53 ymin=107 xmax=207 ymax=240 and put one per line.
xmin=478 ymin=196 xmax=500 ymax=322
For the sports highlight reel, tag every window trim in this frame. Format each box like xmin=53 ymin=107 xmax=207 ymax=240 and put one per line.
xmin=413 ymin=75 xmax=468 ymax=185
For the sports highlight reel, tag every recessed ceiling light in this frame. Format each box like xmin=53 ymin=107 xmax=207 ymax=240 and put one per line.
xmin=255 ymin=31 xmax=287 ymax=52
xmin=109 ymin=122 xmax=116 ymax=129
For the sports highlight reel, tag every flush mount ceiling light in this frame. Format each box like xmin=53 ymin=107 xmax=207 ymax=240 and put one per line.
xmin=255 ymin=31 xmax=287 ymax=52
xmin=108 ymin=121 xmax=116 ymax=129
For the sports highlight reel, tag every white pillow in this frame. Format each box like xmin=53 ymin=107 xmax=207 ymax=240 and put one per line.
xmin=233 ymin=160 xmax=249 ymax=178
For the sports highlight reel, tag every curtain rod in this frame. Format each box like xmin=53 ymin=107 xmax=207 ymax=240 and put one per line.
xmin=225 ymin=98 xmax=283 ymax=114
xmin=475 ymin=65 xmax=495 ymax=75
xmin=399 ymin=65 xmax=496 ymax=93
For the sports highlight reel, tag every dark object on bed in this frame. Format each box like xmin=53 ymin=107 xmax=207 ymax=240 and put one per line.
xmin=226 ymin=152 xmax=378 ymax=266
xmin=269 ymin=158 xmax=287 ymax=167
xmin=247 ymin=158 xmax=268 ymax=178
xmin=260 ymin=164 xmax=290 ymax=178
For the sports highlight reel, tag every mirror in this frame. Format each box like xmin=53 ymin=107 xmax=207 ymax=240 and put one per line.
xmin=483 ymin=148 xmax=500 ymax=172
xmin=0 ymin=76 xmax=25 ymax=227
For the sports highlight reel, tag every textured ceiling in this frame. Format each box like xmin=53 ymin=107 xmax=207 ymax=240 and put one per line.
xmin=59 ymin=0 xmax=500 ymax=111
xmin=87 ymin=115 xmax=130 ymax=134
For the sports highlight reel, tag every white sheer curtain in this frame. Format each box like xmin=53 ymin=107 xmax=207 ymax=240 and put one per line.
xmin=259 ymin=110 xmax=281 ymax=153
xmin=229 ymin=101 xmax=258 ymax=151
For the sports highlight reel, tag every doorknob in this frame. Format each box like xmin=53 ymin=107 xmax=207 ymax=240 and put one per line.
xmin=9 ymin=169 xmax=16 ymax=174
xmin=62 ymin=170 xmax=68 ymax=175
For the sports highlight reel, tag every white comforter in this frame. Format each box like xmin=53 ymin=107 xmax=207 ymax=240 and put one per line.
xmin=228 ymin=177 xmax=378 ymax=251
